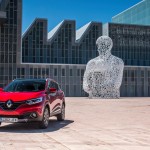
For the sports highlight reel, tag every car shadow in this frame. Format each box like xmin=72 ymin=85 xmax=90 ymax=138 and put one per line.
xmin=0 ymin=119 xmax=74 ymax=133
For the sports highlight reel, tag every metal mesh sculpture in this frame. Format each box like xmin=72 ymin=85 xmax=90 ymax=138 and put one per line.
xmin=83 ymin=36 xmax=124 ymax=99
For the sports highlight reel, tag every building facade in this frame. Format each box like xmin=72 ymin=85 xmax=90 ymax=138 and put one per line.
xmin=22 ymin=19 xmax=102 ymax=64
xmin=103 ymin=23 xmax=150 ymax=97
xmin=0 ymin=0 xmax=22 ymax=87
xmin=112 ymin=0 xmax=150 ymax=26
xmin=0 ymin=0 xmax=102 ymax=97
xmin=103 ymin=23 xmax=150 ymax=66
xmin=0 ymin=0 xmax=150 ymax=97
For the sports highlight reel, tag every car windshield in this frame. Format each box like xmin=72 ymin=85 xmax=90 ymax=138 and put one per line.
xmin=4 ymin=80 xmax=46 ymax=92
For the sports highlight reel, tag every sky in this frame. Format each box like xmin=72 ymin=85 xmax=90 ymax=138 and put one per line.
xmin=22 ymin=0 xmax=141 ymax=34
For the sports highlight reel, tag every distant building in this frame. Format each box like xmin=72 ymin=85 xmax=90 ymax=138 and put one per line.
xmin=112 ymin=0 xmax=150 ymax=26
xmin=103 ymin=23 xmax=150 ymax=66
xmin=21 ymin=19 xmax=102 ymax=96
xmin=0 ymin=0 xmax=22 ymax=86
xmin=103 ymin=23 xmax=150 ymax=97
xmin=0 ymin=0 xmax=150 ymax=97
xmin=0 ymin=0 xmax=102 ymax=97
xmin=22 ymin=19 xmax=102 ymax=64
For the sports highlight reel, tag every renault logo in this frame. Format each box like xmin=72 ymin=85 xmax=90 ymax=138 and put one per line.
xmin=6 ymin=100 xmax=13 ymax=108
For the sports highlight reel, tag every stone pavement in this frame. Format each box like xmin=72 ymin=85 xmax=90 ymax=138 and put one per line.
xmin=0 ymin=97 xmax=150 ymax=150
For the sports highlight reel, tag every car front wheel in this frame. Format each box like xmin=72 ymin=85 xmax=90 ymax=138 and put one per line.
xmin=57 ymin=104 xmax=65 ymax=121
xmin=39 ymin=107 xmax=49 ymax=129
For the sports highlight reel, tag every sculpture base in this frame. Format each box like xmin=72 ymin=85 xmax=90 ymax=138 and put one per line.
xmin=88 ymin=96 xmax=120 ymax=99
xmin=88 ymin=91 xmax=120 ymax=99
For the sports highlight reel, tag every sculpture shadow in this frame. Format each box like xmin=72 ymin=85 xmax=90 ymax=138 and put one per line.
xmin=0 ymin=119 xmax=74 ymax=133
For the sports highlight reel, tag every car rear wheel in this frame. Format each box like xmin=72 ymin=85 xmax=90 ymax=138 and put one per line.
xmin=39 ymin=107 xmax=49 ymax=129
xmin=57 ymin=104 xmax=65 ymax=121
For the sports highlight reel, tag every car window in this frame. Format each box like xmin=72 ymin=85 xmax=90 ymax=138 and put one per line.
xmin=4 ymin=80 xmax=46 ymax=92
xmin=49 ymin=81 xmax=54 ymax=88
xmin=49 ymin=81 xmax=59 ymax=90
xmin=48 ymin=80 xmax=51 ymax=88
xmin=54 ymin=82 xmax=59 ymax=90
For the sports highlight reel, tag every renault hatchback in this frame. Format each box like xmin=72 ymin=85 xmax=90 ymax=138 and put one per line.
xmin=0 ymin=78 xmax=65 ymax=129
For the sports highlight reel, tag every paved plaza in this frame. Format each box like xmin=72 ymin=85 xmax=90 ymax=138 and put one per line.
xmin=0 ymin=97 xmax=150 ymax=150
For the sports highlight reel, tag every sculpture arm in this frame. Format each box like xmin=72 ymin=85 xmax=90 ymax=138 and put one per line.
xmin=114 ymin=61 xmax=124 ymax=89
xmin=103 ymin=60 xmax=124 ymax=89
xmin=83 ymin=61 xmax=94 ymax=93
xmin=83 ymin=71 xmax=93 ymax=93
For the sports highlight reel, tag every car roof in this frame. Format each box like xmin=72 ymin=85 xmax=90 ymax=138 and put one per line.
xmin=13 ymin=78 xmax=57 ymax=83
xmin=13 ymin=78 xmax=46 ymax=82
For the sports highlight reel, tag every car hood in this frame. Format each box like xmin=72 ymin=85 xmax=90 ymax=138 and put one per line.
xmin=0 ymin=91 xmax=45 ymax=102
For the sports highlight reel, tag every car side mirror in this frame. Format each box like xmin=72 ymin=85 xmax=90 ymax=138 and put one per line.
xmin=0 ymin=88 xmax=3 ymax=92
xmin=49 ymin=88 xmax=57 ymax=93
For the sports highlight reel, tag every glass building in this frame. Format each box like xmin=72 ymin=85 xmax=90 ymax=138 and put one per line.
xmin=0 ymin=0 xmax=102 ymax=97
xmin=112 ymin=0 xmax=150 ymax=26
xmin=22 ymin=19 xmax=102 ymax=64
xmin=103 ymin=23 xmax=150 ymax=66
xmin=0 ymin=0 xmax=150 ymax=97
xmin=0 ymin=0 xmax=22 ymax=87
xmin=103 ymin=23 xmax=150 ymax=97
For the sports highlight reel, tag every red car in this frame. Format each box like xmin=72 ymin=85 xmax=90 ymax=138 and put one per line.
xmin=0 ymin=78 xmax=65 ymax=129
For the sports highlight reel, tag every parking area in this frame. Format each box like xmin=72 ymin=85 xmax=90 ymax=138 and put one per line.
xmin=0 ymin=97 xmax=150 ymax=150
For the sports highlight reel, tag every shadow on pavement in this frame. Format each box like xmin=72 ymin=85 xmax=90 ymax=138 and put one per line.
xmin=0 ymin=119 xmax=74 ymax=133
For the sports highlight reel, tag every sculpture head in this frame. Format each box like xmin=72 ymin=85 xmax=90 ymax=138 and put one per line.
xmin=96 ymin=36 xmax=113 ymax=56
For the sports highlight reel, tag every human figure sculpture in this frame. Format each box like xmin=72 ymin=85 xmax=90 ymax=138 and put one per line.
xmin=83 ymin=36 xmax=124 ymax=99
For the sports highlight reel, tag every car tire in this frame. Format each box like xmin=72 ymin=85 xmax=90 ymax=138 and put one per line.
xmin=0 ymin=122 xmax=1 ymax=126
xmin=39 ymin=107 xmax=49 ymax=129
xmin=57 ymin=104 xmax=65 ymax=121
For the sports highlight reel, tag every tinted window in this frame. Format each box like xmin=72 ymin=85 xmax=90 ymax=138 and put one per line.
xmin=49 ymin=81 xmax=59 ymax=90
xmin=54 ymin=82 xmax=59 ymax=90
xmin=4 ymin=80 xmax=46 ymax=92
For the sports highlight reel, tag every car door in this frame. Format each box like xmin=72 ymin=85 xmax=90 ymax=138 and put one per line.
xmin=48 ymin=80 xmax=60 ymax=115
xmin=52 ymin=82 xmax=62 ymax=114
xmin=46 ymin=80 xmax=56 ymax=114
xmin=55 ymin=82 xmax=64 ymax=105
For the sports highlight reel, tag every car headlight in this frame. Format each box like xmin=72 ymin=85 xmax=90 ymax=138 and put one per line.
xmin=26 ymin=97 xmax=43 ymax=105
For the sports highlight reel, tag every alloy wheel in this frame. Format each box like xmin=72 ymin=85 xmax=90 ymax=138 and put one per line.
xmin=43 ymin=108 xmax=49 ymax=127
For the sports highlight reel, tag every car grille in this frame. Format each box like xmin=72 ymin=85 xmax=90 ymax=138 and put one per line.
xmin=0 ymin=101 xmax=25 ymax=111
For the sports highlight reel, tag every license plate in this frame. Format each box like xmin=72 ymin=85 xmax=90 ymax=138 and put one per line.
xmin=0 ymin=118 xmax=18 ymax=123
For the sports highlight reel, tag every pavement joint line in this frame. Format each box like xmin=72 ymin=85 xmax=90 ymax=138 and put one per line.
xmin=0 ymin=98 xmax=150 ymax=149
xmin=65 ymin=127 xmax=113 ymax=146
xmin=105 ymin=128 xmax=150 ymax=146
xmin=43 ymin=133 xmax=71 ymax=150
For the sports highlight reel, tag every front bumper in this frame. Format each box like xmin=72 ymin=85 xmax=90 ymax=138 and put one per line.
xmin=0 ymin=111 xmax=43 ymax=123
xmin=0 ymin=102 xmax=45 ymax=122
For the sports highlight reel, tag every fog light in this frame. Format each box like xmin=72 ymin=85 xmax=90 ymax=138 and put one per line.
xmin=30 ymin=113 xmax=37 ymax=118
